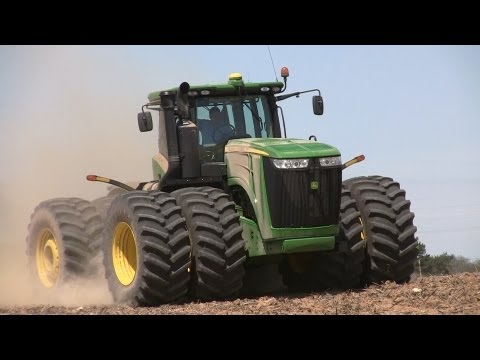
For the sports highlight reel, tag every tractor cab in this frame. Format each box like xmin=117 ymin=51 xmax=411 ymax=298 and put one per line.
xmin=138 ymin=73 xmax=287 ymax=190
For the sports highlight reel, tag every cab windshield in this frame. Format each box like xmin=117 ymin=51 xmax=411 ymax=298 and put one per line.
xmin=194 ymin=95 xmax=273 ymax=145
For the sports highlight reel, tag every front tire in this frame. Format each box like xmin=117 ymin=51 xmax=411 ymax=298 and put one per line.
xmin=172 ymin=187 xmax=246 ymax=300
xmin=345 ymin=176 xmax=418 ymax=284
xmin=102 ymin=191 xmax=191 ymax=306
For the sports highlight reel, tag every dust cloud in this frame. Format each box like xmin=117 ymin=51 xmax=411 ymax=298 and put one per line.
xmin=0 ymin=46 xmax=199 ymax=306
xmin=0 ymin=244 xmax=112 ymax=306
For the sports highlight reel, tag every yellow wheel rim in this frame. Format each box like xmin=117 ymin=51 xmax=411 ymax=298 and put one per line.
xmin=359 ymin=217 xmax=367 ymax=243
xmin=36 ymin=229 xmax=60 ymax=288
xmin=112 ymin=222 xmax=137 ymax=286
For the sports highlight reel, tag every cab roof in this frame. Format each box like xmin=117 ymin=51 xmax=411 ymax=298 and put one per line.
xmin=147 ymin=73 xmax=284 ymax=102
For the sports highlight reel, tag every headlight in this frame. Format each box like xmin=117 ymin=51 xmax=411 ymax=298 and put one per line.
xmin=272 ymin=159 xmax=309 ymax=169
xmin=319 ymin=156 xmax=342 ymax=167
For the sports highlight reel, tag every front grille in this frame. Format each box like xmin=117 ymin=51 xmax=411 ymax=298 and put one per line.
xmin=263 ymin=158 xmax=342 ymax=228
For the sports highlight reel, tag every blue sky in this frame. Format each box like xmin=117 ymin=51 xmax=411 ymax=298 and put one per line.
xmin=1 ymin=45 xmax=479 ymax=259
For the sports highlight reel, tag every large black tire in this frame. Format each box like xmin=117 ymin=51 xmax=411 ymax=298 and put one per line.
xmin=26 ymin=198 xmax=103 ymax=291
xmin=102 ymin=191 xmax=190 ymax=306
xmin=172 ymin=186 xmax=246 ymax=300
xmin=344 ymin=176 xmax=418 ymax=284
xmin=279 ymin=185 xmax=365 ymax=292
xmin=315 ymin=185 xmax=365 ymax=289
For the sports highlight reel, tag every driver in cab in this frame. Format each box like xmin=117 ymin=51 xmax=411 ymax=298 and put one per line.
xmin=198 ymin=106 xmax=234 ymax=144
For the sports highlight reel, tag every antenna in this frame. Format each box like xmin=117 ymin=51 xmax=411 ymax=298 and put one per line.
xmin=267 ymin=45 xmax=278 ymax=82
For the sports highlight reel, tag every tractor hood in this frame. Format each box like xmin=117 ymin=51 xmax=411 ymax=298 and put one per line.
xmin=224 ymin=138 xmax=340 ymax=158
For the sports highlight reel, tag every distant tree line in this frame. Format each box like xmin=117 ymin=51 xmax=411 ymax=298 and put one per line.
xmin=415 ymin=239 xmax=480 ymax=275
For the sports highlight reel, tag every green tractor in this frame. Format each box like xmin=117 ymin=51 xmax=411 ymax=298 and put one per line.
xmin=26 ymin=68 xmax=418 ymax=305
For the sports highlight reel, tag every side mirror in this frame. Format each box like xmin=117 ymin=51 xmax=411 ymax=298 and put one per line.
xmin=138 ymin=111 xmax=153 ymax=132
xmin=312 ymin=95 xmax=324 ymax=115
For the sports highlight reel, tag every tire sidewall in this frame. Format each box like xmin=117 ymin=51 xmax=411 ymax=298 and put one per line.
xmin=26 ymin=207 xmax=67 ymax=290
xmin=102 ymin=195 xmax=145 ymax=304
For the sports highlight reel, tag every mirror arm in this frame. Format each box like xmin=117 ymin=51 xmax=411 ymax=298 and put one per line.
xmin=144 ymin=99 xmax=161 ymax=110
xmin=276 ymin=88 xmax=321 ymax=101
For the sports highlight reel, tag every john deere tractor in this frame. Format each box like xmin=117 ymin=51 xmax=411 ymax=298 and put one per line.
xmin=26 ymin=68 xmax=418 ymax=305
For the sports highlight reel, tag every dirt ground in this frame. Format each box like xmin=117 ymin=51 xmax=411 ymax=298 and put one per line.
xmin=1 ymin=272 xmax=479 ymax=315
